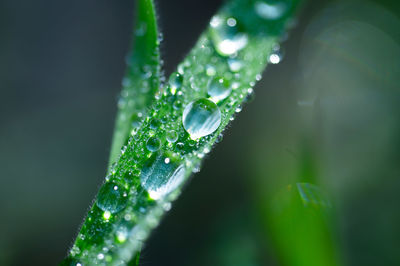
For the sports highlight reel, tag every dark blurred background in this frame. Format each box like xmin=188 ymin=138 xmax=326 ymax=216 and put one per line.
xmin=1 ymin=0 xmax=399 ymax=265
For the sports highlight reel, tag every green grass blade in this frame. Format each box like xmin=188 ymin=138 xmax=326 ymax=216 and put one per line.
xmin=63 ymin=0 xmax=303 ymax=264
xmin=108 ymin=0 xmax=160 ymax=170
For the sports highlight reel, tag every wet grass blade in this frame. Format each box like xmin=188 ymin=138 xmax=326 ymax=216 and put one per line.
xmin=108 ymin=0 xmax=161 ymax=170
xmin=62 ymin=0 xmax=304 ymax=265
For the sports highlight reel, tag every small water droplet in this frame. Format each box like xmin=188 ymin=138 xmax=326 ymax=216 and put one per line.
xmin=269 ymin=45 xmax=284 ymax=64
xmin=228 ymin=58 xmax=243 ymax=72
xmin=173 ymin=100 xmax=182 ymax=110
xmin=157 ymin=33 xmax=164 ymax=44
xmin=162 ymin=202 xmax=172 ymax=211
xmin=210 ymin=15 xmax=248 ymax=56
xmin=254 ymin=1 xmax=288 ymax=20
xmin=116 ymin=227 xmax=128 ymax=243
xmin=149 ymin=119 xmax=160 ymax=130
xmin=235 ymin=105 xmax=242 ymax=113
xmin=176 ymin=142 xmax=184 ymax=150
xmin=96 ymin=182 xmax=128 ymax=214
xmin=169 ymin=72 xmax=183 ymax=95
xmin=146 ymin=137 xmax=161 ymax=152
xmin=207 ymin=77 xmax=232 ymax=102
xmin=206 ymin=65 xmax=217 ymax=76
xmin=182 ymin=98 xmax=221 ymax=139
xmin=166 ymin=130 xmax=178 ymax=143
xmin=131 ymin=113 xmax=143 ymax=129
xmin=140 ymin=153 xmax=186 ymax=200
xmin=245 ymin=88 xmax=255 ymax=103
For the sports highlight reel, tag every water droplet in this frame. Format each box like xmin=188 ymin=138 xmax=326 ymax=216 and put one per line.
xmin=96 ymin=182 xmax=128 ymax=214
xmin=116 ymin=227 xmax=128 ymax=243
xmin=235 ymin=105 xmax=242 ymax=113
xmin=140 ymin=153 xmax=186 ymax=200
xmin=146 ymin=137 xmax=161 ymax=152
xmin=149 ymin=119 xmax=160 ymax=130
xmin=207 ymin=77 xmax=232 ymax=102
xmin=131 ymin=113 xmax=143 ymax=129
xmin=182 ymin=98 xmax=221 ymax=139
xmin=296 ymin=183 xmax=331 ymax=208
xmin=210 ymin=15 xmax=248 ymax=56
xmin=228 ymin=58 xmax=243 ymax=72
xmin=169 ymin=72 xmax=183 ymax=95
xmin=166 ymin=130 xmax=178 ymax=143
xmin=173 ymin=100 xmax=182 ymax=110
xmin=245 ymin=88 xmax=255 ymax=103
xmin=156 ymin=33 xmax=164 ymax=44
xmin=162 ymin=202 xmax=172 ymax=211
xmin=269 ymin=45 xmax=284 ymax=64
xmin=176 ymin=142 xmax=184 ymax=150
xmin=206 ymin=65 xmax=216 ymax=76
xmin=215 ymin=133 xmax=223 ymax=143
xmin=254 ymin=1 xmax=288 ymax=20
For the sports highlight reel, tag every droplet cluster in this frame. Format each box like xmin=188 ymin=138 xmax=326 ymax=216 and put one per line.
xmin=64 ymin=0 xmax=297 ymax=264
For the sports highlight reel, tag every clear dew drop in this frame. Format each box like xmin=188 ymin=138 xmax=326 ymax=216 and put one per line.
xmin=228 ymin=58 xmax=243 ymax=72
xmin=182 ymin=98 xmax=222 ymax=139
xmin=131 ymin=112 xmax=143 ymax=129
xmin=269 ymin=45 xmax=284 ymax=64
xmin=166 ymin=130 xmax=178 ymax=143
xmin=140 ymin=153 xmax=186 ymax=200
xmin=115 ymin=226 xmax=129 ymax=243
xmin=146 ymin=137 xmax=161 ymax=152
xmin=169 ymin=72 xmax=183 ymax=95
xmin=235 ymin=105 xmax=242 ymax=113
xmin=96 ymin=182 xmax=128 ymax=214
xmin=209 ymin=15 xmax=248 ymax=56
xmin=207 ymin=77 xmax=232 ymax=102
xmin=205 ymin=65 xmax=217 ymax=76
xmin=254 ymin=1 xmax=288 ymax=20
xmin=269 ymin=52 xmax=282 ymax=64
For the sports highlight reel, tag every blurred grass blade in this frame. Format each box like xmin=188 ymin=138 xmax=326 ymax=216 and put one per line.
xmin=108 ymin=0 xmax=161 ymax=170
xmin=63 ymin=0 xmax=304 ymax=265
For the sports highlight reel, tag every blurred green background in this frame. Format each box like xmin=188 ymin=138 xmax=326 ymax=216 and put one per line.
xmin=1 ymin=0 xmax=399 ymax=265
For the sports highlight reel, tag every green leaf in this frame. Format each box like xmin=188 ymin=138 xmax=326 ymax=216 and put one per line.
xmin=108 ymin=0 xmax=161 ymax=170
xmin=63 ymin=0 xmax=304 ymax=264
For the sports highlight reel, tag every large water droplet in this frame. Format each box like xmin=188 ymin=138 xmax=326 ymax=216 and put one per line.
xmin=96 ymin=182 xmax=128 ymax=214
xmin=140 ymin=153 xmax=186 ymax=200
xmin=182 ymin=98 xmax=221 ymax=139
xmin=210 ymin=15 xmax=248 ymax=56
xmin=207 ymin=77 xmax=232 ymax=102
xmin=254 ymin=1 xmax=288 ymax=20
